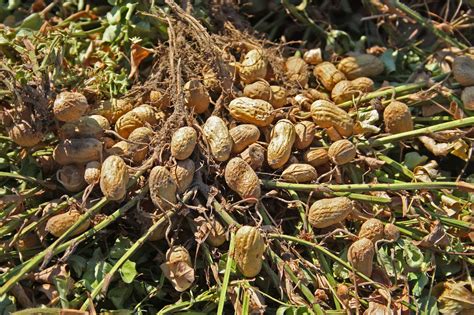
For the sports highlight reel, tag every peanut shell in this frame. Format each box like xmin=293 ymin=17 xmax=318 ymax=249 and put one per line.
xmin=230 ymin=124 xmax=261 ymax=154
xmin=294 ymin=121 xmax=316 ymax=150
xmin=308 ymin=197 xmax=353 ymax=228
xmin=281 ymin=163 xmax=317 ymax=183
xmin=358 ymin=218 xmax=384 ymax=242
xmin=267 ymin=119 xmax=296 ymax=169
xmin=234 ymin=226 xmax=265 ymax=277
xmin=310 ymin=100 xmax=353 ymax=137
xmin=203 ymin=116 xmax=233 ymax=162
xmin=184 ymin=80 xmax=210 ymax=114
xmin=347 ymin=238 xmax=375 ymax=277
xmin=171 ymin=127 xmax=197 ymax=160
xmin=149 ymin=166 xmax=177 ymax=210
xmin=328 ymin=139 xmax=356 ymax=165
xmin=314 ymin=62 xmax=346 ymax=91
xmin=229 ymin=97 xmax=274 ymax=127
xmin=239 ymin=49 xmax=267 ymax=84
xmin=100 ymin=155 xmax=129 ymax=201
xmin=46 ymin=210 xmax=90 ymax=237
xmin=225 ymin=157 xmax=261 ymax=201
xmin=53 ymin=138 xmax=103 ymax=165
xmin=304 ymin=148 xmax=330 ymax=167
xmin=337 ymin=54 xmax=384 ymax=80
xmin=170 ymin=159 xmax=195 ymax=194
xmin=53 ymin=91 xmax=89 ymax=122
xmin=383 ymin=101 xmax=413 ymax=134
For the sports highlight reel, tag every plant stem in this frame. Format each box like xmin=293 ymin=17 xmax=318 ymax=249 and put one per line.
xmin=261 ymin=180 xmax=473 ymax=193
xmin=80 ymin=205 xmax=173 ymax=311
xmin=217 ymin=231 xmax=235 ymax=315
xmin=366 ymin=116 xmax=474 ymax=147
xmin=387 ymin=0 xmax=468 ymax=49
xmin=337 ymin=73 xmax=448 ymax=108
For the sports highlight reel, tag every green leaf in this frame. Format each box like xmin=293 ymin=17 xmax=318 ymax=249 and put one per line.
xmin=380 ymin=49 xmax=396 ymax=73
xmin=103 ymin=24 xmax=120 ymax=42
xmin=377 ymin=246 xmax=395 ymax=277
xmin=18 ymin=13 xmax=42 ymax=31
xmin=107 ymin=284 xmax=133 ymax=309
xmin=68 ymin=255 xmax=87 ymax=277
xmin=419 ymin=295 xmax=439 ymax=315
xmin=54 ymin=277 xmax=71 ymax=309
xmin=120 ymin=260 xmax=137 ymax=284
xmin=404 ymin=152 xmax=428 ymax=170
xmin=7 ymin=0 xmax=21 ymax=10
xmin=0 ymin=294 xmax=16 ymax=314
xmin=403 ymin=241 xmax=424 ymax=269
xmin=408 ymin=272 xmax=429 ymax=297
xmin=110 ymin=236 xmax=133 ymax=260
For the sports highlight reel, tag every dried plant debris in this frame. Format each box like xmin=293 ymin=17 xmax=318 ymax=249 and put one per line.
xmin=0 ymin=1 xmax=473 ymax=314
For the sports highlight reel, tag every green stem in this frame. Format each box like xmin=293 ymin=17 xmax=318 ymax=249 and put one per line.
xmin=367 ymin=117 xmax=474 ymax=147
xmin=0 ymin=171 xmax=56 ymax=190
xmin=261 ymin=180 xmax=472 ymax=193
xmin=80 ymin=204 xmax=172 ymax=311
xmin=0 ymin=189 xmax=144 ymax=294
xmin=387 ymin=0 xmax=467 ymax=49
xmin=281 ymin=0 xmax=327 ymax=39
xmin=337 ymin=73 xmax=448 ymax=108
xmin=217 ymin=232 xmax=235 ymax=315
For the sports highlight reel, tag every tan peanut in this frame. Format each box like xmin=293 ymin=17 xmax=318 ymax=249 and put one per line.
xmin=149 ymin=90 xmax=170 ymax=109
xmin=331 ymin=80 xmax=358 ymax=104
xmin=184 ymin=80 xmax=210 ymax=114
xmin=46 ymin=210 xmax=90 ymax=237
xmin=195 ymin=216 xmax=226 ymax=247
xmin=239 ymin=49 xmax=267 ymax=84
xmin=452 ymin=55 xmax=474 ymax=86
xmin=161 ymin=246 xmax=194 ymax=292
xmin=304 ymin=148 xmax=330 ymax=167
xmin=351 ymin=77 xmax=374 ymax=93
xmin=383 ymin=101 xmax=413 ymax=134
xmin=225 ymin=157 xmax=261 ymax=201
xmin=203 ymin=116 xmax=233 ymax=162
xmin=229 ymin=97 xmax=274 ymax=127
xmin=8 ymin=122 xmax=43 ymax=147
xmin=303 ymin=48 xmax=323 ymax=65
xmin=115 ymin=104 xmax=159 ymax=138
xmin=92 ymin=99 xmax=133 ymax=124
xmin=84 ymin=161 xmax=101 ymax=185
xmin=358 ymin=218 xmax=384 ymax=242
xmin=100 ymin=155 xmax=129 ymax=201
xmin=53 ymin=138 xmax=103 ymax=165
xmin=149 ymin=166 xmax=177 ymax=210
xmin=294 ymin=121 xmax=316 ymax=150
xmin=281 ymin=164 xmax=317 ymax=183
xmin=337 ymin=54 xmax=384 ymax=80
xmin=328 ymin=140 xmax=356 ymax=165
xmin=234 ymin=226 xmax=265 ymax=277
xmin=314 ymin=62 xmax=346 ymax=91
xmin=308 ymin=197 xmax=353 ymax=228
xmin=230 ymin=124 xmax=261 ymax=154
xmin=171 ymin=127 xmax=197 ymax=160
xmin=59 ymin=115 xmax=109 ymax=140
xmin=310 ymin=100 xmax=354 ymax=137
xmin=170 ymin=159 xmax=195 ymax=194
xmin=269 ymin=85 xmax=287 ymax=109
xmin=243 ymin=80 xmax=272 ymax=101
xmin=128 ymin=126 xmax=154 ymax=163
xmin=240 ymin=143 xmax=265 ymax=170
xmin=384 ymin=223 xmax=400 ymax=241
xmin=461 ymin=86 xmax=474 ymax=110
xmin=56 ymin=164 xmax=86 ymax=192
xmin=285 ymin=56 xmax=309 ymax=86
xmin=267 ymin=120 xmax=295 ymax=169
xmin=347 ymin=238 xmax=375 ymax=277
xmin=53 ymin=91 xmax=89 ymax=122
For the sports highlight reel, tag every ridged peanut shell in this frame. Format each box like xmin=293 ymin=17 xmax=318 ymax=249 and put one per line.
xmin=281 ymin=164 xmax=317 ymax=183
xmin=383 ymin=101 xmax=413 ymax=134
xmin=243 ymin=80 xmax=272 ymax=101
xmin=115 ymin=105 xmax=159 ymax=138
xmin=294 ymin=121 xmax=316 ymax=150
xmin=314 ymin=62 xmax=346 ymax=91
xmin=195 ymin=217 xmax=226 ymax=247
xmin=59 ymin=115 xmax=109 ymax=140
xmin=100 ymin=155 xmax=129 ymax=201
xmin=337 ymin=54 xmax=384 ymax=80
xmin=203 ymin=116 xmax=233 ymax=162
xmin=267 ymin=119 xmax=296 ymax=169
xmin=184 ymin=80 xmax=210 ymax=114
xmin=384 ymin=223 xmax=400 ymax=241
xmin=53 ymin=91 xmax=89 ymax=122
xmin=128 ymin=126 xmax=154 ymax=163
xmin=230 ymin=124 xmax=261 ymax=153
xmin=239 ymin=49 xmax=267 ymax=84
xmin=56 ymin=164 xmax=86 ymax=192
xmin=229 ymin=97 xmax=274 ymax=127
xmin=452 ymin=55 xmax=474 ymax=86
xmin=304 ymin=148 xmax=329 ymax=167
xmin=351 ymin=77 xmax=374 ymax=93
xmin=358 ymin=218 xmax=384 ymax=242
xmin=234 ymin=226 xmax=265 ymax=277
xmin=240 ymin=143 xmax=265 ymax=170
xmin=170 ymin=159 xmax=195 ymax=194
xmin=308 ymin=197 xmax=353 ymax=228
xmin=53 ymin=138 xmax=103 ymax=165
xmin=310 ymin=100 xmax=353 ymax=137
xmin=46 ymin=210 xmax=90 ymax=237
xmin=8 ymin=122 xmax=43 ymax=147
xmin=461 ymin=86 xmax=474 ymax=110
xmin=171 ymin=127 xmax=197 ymax=160
xmin=331 ymin=80 xmax=358 ymax=104
xmin=149 ymin=166 xmax=177 ymax=210
xmin=285 ymin=56 xmax=308 ymax=86
xmin=303 ymin=48 xmax=323 ymax=65
xmin=92 ymin=99 xmax=133 ymax=123
xmin=347 ymin=238 xmax=375 ymax=277
xmin=161 ymin=246 xmax=194 ymax=292
xmin=328 ymin=140 xmax=356 ymax=165
xmin=225 ymin=157 xmax=261 ymax=201
xmin=149 ymin=90 xmax=170 ymax=109
xmin=84 ymin=161 xmax=101 ymax=185
xmin=269 ymin=86 xmax=287 ymax=109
